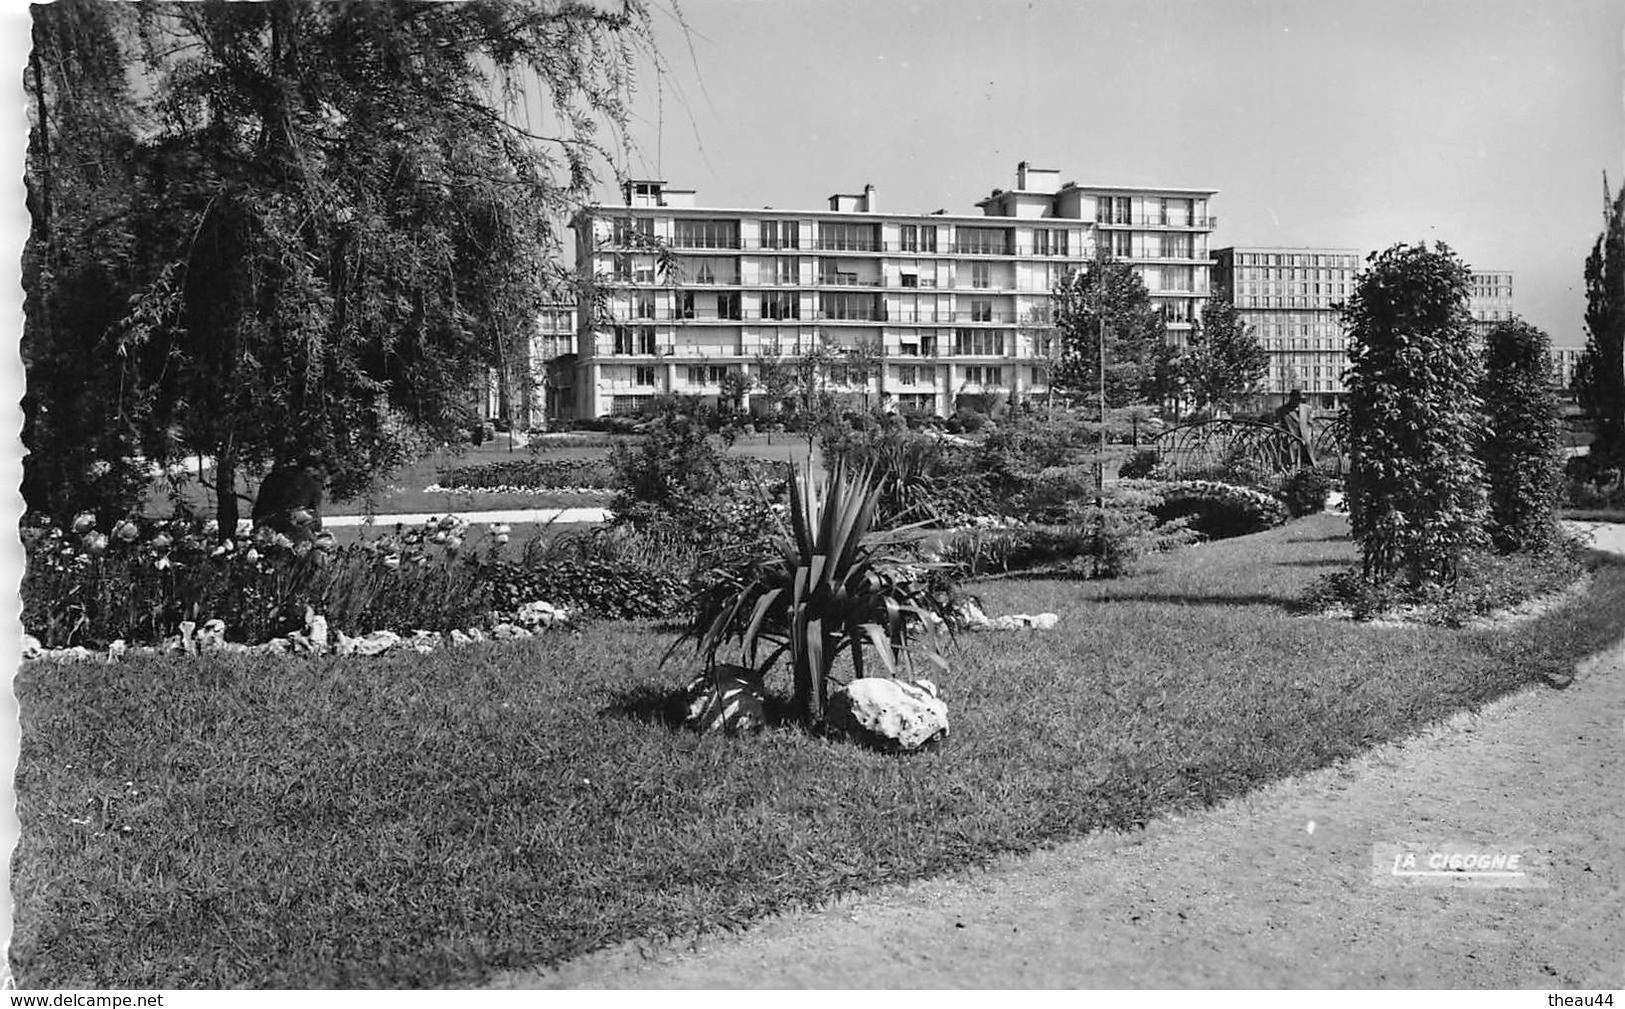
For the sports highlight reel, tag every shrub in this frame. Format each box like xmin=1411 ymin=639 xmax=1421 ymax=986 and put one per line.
xmin=821 ymin=426 xmax=997 ymax=526
xmin=1146 ymin=479 xmax=1288 ymax=540
xmin=1344 ymin=242 xmax=1487 ymax=585
xmin=670 ymin=465 xmax=958 ymax=728
xmin=486 ymin=558 xmax=688 ymax=621
xmin=1307 ymin=533 xmax=1587 ymax=627
xmin=1117 ymin=448 xmax=1163 ymax=480
xmin=1480 ymin=320 xmax=1565 ymax=553
xmin=1019 ymin=465 xmax=1098 ymax=524
xmin=1280 ymin=467 xmax=1332 ymax=517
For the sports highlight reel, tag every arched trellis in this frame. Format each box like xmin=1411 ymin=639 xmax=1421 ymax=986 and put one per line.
xmin=1150 ymin=415 xmax=1348 ymax=488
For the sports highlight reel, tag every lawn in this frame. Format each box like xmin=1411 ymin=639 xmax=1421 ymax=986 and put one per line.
xmin=13 ymin=512 xmax=1625 ymax=988
xmin=142 ymin=432 xmax=822 ymax=522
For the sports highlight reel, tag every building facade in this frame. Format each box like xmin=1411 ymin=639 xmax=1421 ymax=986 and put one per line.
xmin=1467 ymin=270 xmax=1515 ymax=341
xmin=1212 ymin=246 xmax=1361 ymax=411
xmin=569 ymin=162 xmax=1218 ymax=418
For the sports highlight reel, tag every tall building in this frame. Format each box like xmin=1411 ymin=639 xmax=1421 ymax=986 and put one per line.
xmin=1212 ymin=247 xmax=1361 ymax=411
xmin=1467 ymin=270 xmax=1514 ymax=340
xmin=569 ymin=162 xmax=1218 ymax=418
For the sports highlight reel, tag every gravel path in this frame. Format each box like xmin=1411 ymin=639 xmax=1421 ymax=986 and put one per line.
xmin=492 ymin=524 xmax=1625 ymax=989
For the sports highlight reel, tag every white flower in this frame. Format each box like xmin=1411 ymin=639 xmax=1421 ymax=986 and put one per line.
xmin=235 ymin=519 xmax=253 ymax=537
xmin=244 ymin=548 xmax=260 ymax=564
xmin=71 ymin=512 xmax=97 ymax=535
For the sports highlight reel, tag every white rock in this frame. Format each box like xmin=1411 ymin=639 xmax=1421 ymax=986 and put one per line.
xmin=827 ymin=677 xmax=949 ymax=752
xmin=107 ymin=639 xmax=127 ymax=662
xmin=304 ymin=608 xmax=329 ymax=653
xmin=197 ymin=619 xmax=227 ymax=650
xmin=21 ymin=634 xmax=43 ymax=659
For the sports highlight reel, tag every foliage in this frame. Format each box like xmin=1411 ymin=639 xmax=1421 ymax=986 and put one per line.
xmin=1145 ymin=479 xmax=1289 ymax=540
xmin=1117 ymin=448 xmax=1165 ymax=480
xmin=820 ymin=425 xmax=997 ymax=526
xmin=15 ymin=513 xmax=1625 ymax=988
xmin=486 ymin=559 xmax=687 ymax=622
xmin=21 ymin=513 xmax=509 ymax=647
xmin=670 ymin=465 xmax=955 ymax=728
xmin=1480 ymin=320 xmax=1564 ymax=553
xmin=1181 ymin=287 xmax=1268 ymax=414
xmin=1050 ymin=252 xmax=1169 ymax=408
xmin=1018 ymin=465 xmax=1098 ymax=524
xmin=22 ymin=0 xmax=656 ymax=531
xmin=1307 ymin=533 xmax=1588 ymax=627
xmin=1342 ymin=242 xmax=1487 ymax=585
xmin=437 ymin=456 xmax=616 ymax=491
xmin=1578 ymin=177 xmax=1625 ymax=466
xmin=1280 ymin=467 xmax=1332 ymax=518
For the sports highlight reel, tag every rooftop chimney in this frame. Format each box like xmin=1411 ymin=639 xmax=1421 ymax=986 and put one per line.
xmin=862 ymin=183 xmax=877 ymax=212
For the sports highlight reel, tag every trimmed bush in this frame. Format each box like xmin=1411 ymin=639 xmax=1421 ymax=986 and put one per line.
xmin=1117 ymin=448 xmax=1163 ymax=480
xmin=1480 ymin=320 xmax=1564 ymax=553
xmin=1344 ymin=242 xmax=1487 ymax=585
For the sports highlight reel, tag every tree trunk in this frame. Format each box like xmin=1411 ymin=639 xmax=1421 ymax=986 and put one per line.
xmin=216 ymin=437 xmax=239 ymax=542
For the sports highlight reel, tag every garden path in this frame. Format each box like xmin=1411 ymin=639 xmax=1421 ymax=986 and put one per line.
xmin=323 ymin=507 xmax=609 ymax=527
xmin=494 ymin=521 xmax=1625 ymax=989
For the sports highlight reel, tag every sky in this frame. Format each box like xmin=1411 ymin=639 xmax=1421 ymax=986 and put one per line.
xmin=594 ymin=0 xmax=1625 ymax=346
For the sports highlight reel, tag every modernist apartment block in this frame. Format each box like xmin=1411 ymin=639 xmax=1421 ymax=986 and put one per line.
xmin=569 ymin=162 xmax=1218 ymax=418
xmin=1213 ymin=247 xmax=1361 ymax=411
xmin=1467 ymin=270 xmax=1515 ymax=341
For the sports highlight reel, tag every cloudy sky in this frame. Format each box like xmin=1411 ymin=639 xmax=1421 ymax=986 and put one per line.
xmin=603 ymin=0 xmax=1625 ymax=345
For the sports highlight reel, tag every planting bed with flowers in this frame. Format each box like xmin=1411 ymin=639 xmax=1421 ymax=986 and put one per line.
xmin=20 ymin=511 xmax=679 ymax=650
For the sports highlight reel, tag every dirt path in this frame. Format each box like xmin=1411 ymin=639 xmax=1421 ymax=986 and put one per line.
xmin=494 ymin=525 xmax=1625 ymax=990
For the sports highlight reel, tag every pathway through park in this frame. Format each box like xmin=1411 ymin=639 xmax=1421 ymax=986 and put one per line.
xmin=490 ymin=521 xmax=1625 ymax=989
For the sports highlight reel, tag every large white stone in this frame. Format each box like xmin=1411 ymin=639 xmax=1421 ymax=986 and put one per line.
xmin=827 ymin=677 xmax=949 ymax=752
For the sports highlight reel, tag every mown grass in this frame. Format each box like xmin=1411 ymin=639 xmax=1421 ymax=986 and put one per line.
xmin=13 ymin=512 xmax=1625 ymax=989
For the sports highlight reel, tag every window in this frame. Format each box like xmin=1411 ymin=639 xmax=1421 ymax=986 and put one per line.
xmin=633 ymin=292 xmax=656 ymax=319
xmin=1034 ymin=228 xmax=1068 ymax=257
xmin=613 ymin=254 xmax=633 ymax=281
xmin=612 ymin=217 xmax=654 ymax=245
xmin=1032 ymin=366 xmax=1049 ymax=386
xmin=676 ymin=291 xmax=695 ymax=320
xmin=969 ymin=299 xmax=993 ymax=322
xmin=900 ymin=224 xmax=919 ymax=253
xmin=819 ymin=292 xmax=883 ymax=321
xmin=771 ymin=256 xmax=799 ymax=285
xmin=954 ymin=329 xmax=1005 ymax=356
xmin=761 ymin=291 xmax=799 ymax=320
xmin=896 ymin=365 xmax=919 ymax=386
xmin=971 ymin=262 xmax=992 ymax=289
xmin=919 ymin=225 xmax=937 ymax=253
xmin=900 ymin=272 xmax=919 ymax=288
xmin=760 ymin=220 xmax=800 ymax=250
xmin=955 ymin=227 xmax=1009 ymax=255
xmin=611 ymin=394 xmax=650 ymax=415
xmin=818 ymin=221 xmax=878 ymax=251
xmin=634 ymin=366 xmax=657 ymax=386
xmin=685 ymin=365 xmax=729 ymax=386
xmin=673 ymin=219 xmax=739 ymax=249
xmin=964 ymin=366 xmax=1003 ymax=386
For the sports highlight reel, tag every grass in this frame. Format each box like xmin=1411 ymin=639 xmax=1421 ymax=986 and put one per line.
xmin=13 ymin=512 xmax=1625 ymax=988
xmin=142 ymin=433 xmax=820 ymax=522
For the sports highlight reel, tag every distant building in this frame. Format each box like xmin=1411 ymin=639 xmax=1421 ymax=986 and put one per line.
xmin=1467 ymin=270 xmax=1515 ymax=341
xmin=477 ymin=301 xmax=578 ymax=430
xmin=567 ymin=162 xmax=1219 ymax=418
xmin=1211 ymin=246 xmax=1361 ymax=412
xmin=1551 ymin=345 xmax=1584 ymax=394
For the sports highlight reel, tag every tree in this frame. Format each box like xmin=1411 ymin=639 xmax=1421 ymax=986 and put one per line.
xmin=23 ymin=0 xmax=657 ymax=535
xmin=840 ymin=337 xmax=886 ymax=412
xmin=1181 ymin=287 xmax=1266 ymax=416
xmin=1578 ymin=176 xmax=1625 ymax=466
xmin=22 ymin=0 xmax=152 ymax=523
xmin=718 ymin=367 xmax=754 ymax=417
xmin=1480 ymin=319 xmax=1563 ymax=554
xmin=1343 ymin=242 xmax=1487 ymax=586
xmin=1051 ymin=253 xmax=1168 ymax=410
xmin=752 ymin=353 xmax=795 ymax=419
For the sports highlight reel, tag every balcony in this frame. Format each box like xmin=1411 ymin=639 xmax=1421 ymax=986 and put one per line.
xmin=1094 ymin=215 xmax=1218 ymax=229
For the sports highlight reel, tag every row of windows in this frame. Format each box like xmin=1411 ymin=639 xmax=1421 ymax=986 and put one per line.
xmin=1229 ymin=252 xmax=1358 ymax=269
xmin=611 ymin=363 xmax=1029 ymax=389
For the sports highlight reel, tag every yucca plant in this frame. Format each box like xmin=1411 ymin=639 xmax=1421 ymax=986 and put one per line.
xmin=668 ymin=463 xmax=956 ymax=728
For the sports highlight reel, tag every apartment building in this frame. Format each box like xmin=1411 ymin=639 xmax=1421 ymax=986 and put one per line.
xmin=1212 ymin=247 xmax=1361 ymax=411
xmin=1467 ymin=270 xmax=1515 ymax=341
xmin=569 ymin=162 xmax=1218 ymax=418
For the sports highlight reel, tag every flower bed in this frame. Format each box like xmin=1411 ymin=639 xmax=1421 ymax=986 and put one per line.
xmin=21 ymin=511 xmax=687 ymax=649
